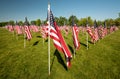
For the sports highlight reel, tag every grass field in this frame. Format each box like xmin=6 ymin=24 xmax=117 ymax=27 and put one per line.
xmin=0 ymin=28 xmax=120 ymax=79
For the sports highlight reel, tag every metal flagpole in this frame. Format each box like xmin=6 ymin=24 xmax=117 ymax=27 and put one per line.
xmin=15 ymin=21 xmax=18 ymax=40
xmin=12 ymin=26 xmax=15 ymax=38
xmin=86 ymin=32 xmax=88 ymax=50
xmin=86 ymin=19 xmax=88 ymax=50
xmin=72 ymin=15 xmax=76 ymax=58
xmin=48 ymin=3 xmax=51 ymax=75
xmin=74 ymin=48 xmax=76 ymax=58
xmin=43 ymin=38 xmax=44 ymax=45
xmin=24 ymin=32 xmax=26 ymax=48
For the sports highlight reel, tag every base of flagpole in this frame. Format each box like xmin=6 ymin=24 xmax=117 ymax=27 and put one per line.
xmin=74 ymin=48 xmax=76 ymax=59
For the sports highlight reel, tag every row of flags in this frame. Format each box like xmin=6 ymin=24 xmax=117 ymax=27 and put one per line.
xmin=86 ymin=25 xmax=118 ymax=43
xmin=4 ymin=4 xmax=119 ymax=70
xmin=4 ymin=19 xmax=119 ymax=67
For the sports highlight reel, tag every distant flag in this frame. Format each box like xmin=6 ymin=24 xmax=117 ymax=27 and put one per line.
xmin=7 ymin=24 xmax=14 ymax=32
xmin=87 ymin=27 xmax=94 ymax=42
xmin=94 ymin=20 xmax=99 ymax=42
xmin=72 ymin=16 xmax=80 ymax=50
xmin=15 ymin=21 xmax=22 ymax=34
xmin=40 ymin=26 xmax=47 ymax=39
xmin=86 ymin=20 xmax=95 ymax=43
xmin=31 ymin=22 xmax=39 ymax=32
xmin=103 ymin=21 xmax=108 ymax=36
xmin=64 ymin=26 xmax=69 ymax=36
xmin=47 ymin=4 xmax=72 ymax=67
xmin=24 ymin=17 xmax=32 ymax=40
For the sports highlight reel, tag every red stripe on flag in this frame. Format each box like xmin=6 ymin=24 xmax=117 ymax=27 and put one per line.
xmin=72 ymin=25 xmax=80 ymax=50
xmin=24 ymin=25 xmax=32 ymax=40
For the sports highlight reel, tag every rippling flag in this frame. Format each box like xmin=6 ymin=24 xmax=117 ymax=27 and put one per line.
xmin=72 ymin=16 xmax=80 ymax=50
xmin=47 ymin=4 xmax=72 ymax=67
xmin=24 ymin=25 xmax=32 ymax=40
xmin=94 ymin=20 xmax=99 ymax=41
xmin=24 ymin=17 xmax=32 ymax=40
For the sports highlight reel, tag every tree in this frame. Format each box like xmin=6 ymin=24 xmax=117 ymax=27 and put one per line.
xmin=97 ymin=20 xmax=103 ymax=26
xmin=87 ymin=16 xmax=93 ymax=26
xmin=115 ymin=18 xmax=120 ymax=26
xmin=68 ymin=15 xmax=78 ymax=26
xmin=104 ymin=19 xmax=115 ymax=27
xmin=58 ymin=16 xmax=67 ymax=26
xmin=36 ymin=19 xmax=41 ymax=26
xmin=54 ymin=17 xmax=59 ymax=25
xmin=78 ymin=18 xmax=87 ymax=26
xmin=31 ymin=20 xmax=36 ymax=25
xmin=0 ymin=22 xmax=8 ymax=27
xmin=18 ymin=21 xmax=23 ymax=26
xmin=9 ymin=20 xmax=15 ymax=26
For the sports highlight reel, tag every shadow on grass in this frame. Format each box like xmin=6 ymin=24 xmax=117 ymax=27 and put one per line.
xmin=45 ymin=39 xmax=48 ymax=42
xmin=50 ymin=49 xmax=68 ymax=71
xmin=33 ymin=41 xmax=39 ymax=46
xmin=36 ymin=36 xmax=42 ymax=38
xmin=68 ymin=44 xmax=74 ymax=54
xmin=88 ymin=41 xmax=94 ymax=44
xmin=80 ymin=42 xmax=87 ymax=47
xmin=64 ymin=36 xmax=68 ymax=39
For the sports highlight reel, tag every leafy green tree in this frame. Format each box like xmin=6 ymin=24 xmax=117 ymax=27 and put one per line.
xmin=54 ymin=17 xmax=59 ymax=25
xmin=97 ymin=20 xmax=103 ymax=26
xmin=104 ymin=19 xmax=115 ymax=27
xmin=68 ymin=15 xmax=78 ymax=26
xmin=36 ymin=19 xmax=41 ymax=26
xmin=31 ymin=20 xmax=36 ymax=25
xmin=78 ymin=18 xmax=87 ymax=26
xmin=0 ymin=22 xmax=8 ymax=27
xmin=43 ymin=20 xmax=47 ymax=25
xmin=9 ymin=20 xmax=15 ymax=25
xmin=115 ymin=18 xmax=120 ymax=26
xmin=58 ymin=16 xmax=67 ymax=26
xmin=18 ymin=21 xmax=23 ymax=26
xmin=87 ymin=16 xmax=93 ymax=26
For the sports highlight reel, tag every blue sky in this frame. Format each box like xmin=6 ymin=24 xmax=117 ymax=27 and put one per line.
xmin=0 ymin=0 xmax=120 ymax=22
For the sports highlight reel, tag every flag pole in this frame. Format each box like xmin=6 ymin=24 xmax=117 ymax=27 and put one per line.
xmin=43 ymin=38 xmax=44 ymax=45
xmin=74 ymin=48 xmax=76 ymax=58
xmin=12 ymin=25 xmax=14 ymax=37
xmin=24 ymin=32 xmax=26 ymax=48
xmin=48 ymin=3 xmax=51 ymax=75
xmin=86 ymin=19 xmax=88 ymax=50
xmin=86 ymin=32 xmax=88 ymax=50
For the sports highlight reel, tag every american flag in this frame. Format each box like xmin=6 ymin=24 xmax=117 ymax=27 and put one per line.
xmin=94 ymin=28 xmax=99 ymax=41
xmin=94 ymin=20 xmax=99 ymax=42
xmin=31 ymin=25 xmax=39 ymax=32
xmin=86 ymin=27 xmax=93 ymax=38
xmin=24 ymin=17 xmax=32 ymax=40
xmin=40 ymin=26 xmax=47 ymax=39
xmin=24 ymin=25 xmax=32 ymax=40
xmin=47 ymin=5 xmax=72 ymax=67
xmin=72 ymin=23 xmax=80 ymax=50
xmin=7 ymin=25 xmax=14 ymax=32
xmin=15 ymin=25 xmax=22 ymax=34
xmin=86 ymin=27 xmax=95 ymax=43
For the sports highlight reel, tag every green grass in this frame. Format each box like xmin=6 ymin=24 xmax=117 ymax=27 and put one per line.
xmin=0 ymin=28 xmax=120 ymax=79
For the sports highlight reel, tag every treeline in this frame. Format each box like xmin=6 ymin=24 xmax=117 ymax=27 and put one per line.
xmin=0 ymin=15 xmax=120 ymax=27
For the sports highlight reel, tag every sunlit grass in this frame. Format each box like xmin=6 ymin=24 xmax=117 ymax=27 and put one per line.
xmin=0 ymin=28 xmax=120 ymax=79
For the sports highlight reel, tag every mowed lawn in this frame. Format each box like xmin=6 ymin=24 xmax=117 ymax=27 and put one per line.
xmin=0 ymin=28 xmax=120 ymax=79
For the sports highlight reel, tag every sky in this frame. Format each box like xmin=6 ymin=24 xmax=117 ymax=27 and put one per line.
xmin=0 ymin=0 xmax=120 ymax=22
